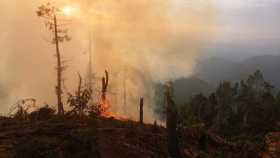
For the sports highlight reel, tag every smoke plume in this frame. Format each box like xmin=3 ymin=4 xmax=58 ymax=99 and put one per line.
xmin=0 ymin=0 xmax=217 ymax=121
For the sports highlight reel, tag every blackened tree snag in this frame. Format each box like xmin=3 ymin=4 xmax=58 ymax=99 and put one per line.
xmin=101 ymin=70 xmax=109 ymax=102
xmin=165 ymin=82 xmax=181 ymax=158
xmin=99 ymin=70 xmax=110 ymax=116
xmin=77 ymin=73 xmax=83 ymax=117
xmin=139 ymin=97 xmax=144 ymax=124
xmin=53 ymin=14 xmax=64 ymax=115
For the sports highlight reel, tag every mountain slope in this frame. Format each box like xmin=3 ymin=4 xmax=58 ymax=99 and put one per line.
xmin=172 ymin=77 xmax=214 ymax=104
xmin=194 ymin=55 xmax=280 ymax=88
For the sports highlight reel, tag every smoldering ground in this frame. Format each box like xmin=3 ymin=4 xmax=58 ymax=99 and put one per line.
xmin=0 ymin=0 xmax=217 ymax=122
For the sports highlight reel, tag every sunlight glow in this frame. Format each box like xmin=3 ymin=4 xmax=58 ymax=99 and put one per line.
xmin=62 ymin=6 xmax=74 ymax=16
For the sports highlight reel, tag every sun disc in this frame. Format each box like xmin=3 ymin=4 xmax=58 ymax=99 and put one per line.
xmin=62 ymin=6 xmax=73 ymax=16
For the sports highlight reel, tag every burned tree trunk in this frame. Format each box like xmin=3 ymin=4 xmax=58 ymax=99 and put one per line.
xmin=101 ymin=70 xmax=109 ymax=102
xmin=37 ymin=3 xmax=72 ymax=116
xmin=139 ymin=97 xmax=144 ymax=124
xmin=100 ymin=70 xmax=110 ymax=116
xmin=54 ymin=15 xmax=64 ymax=116
xmin=77 ymin=73 xmax=83 ymax=117
xmin=165 ymin=82 xmax=181 ymax=158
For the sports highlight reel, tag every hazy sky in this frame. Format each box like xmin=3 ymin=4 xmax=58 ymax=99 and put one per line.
xmin=217 ymin=0 xmax=280 ymax=41
xmin=215 ymin=0 xmax=279 ymax=8
xmin=204 ymin=0 xmax=280 ymax=60
xmin=170 ymin=0 xmax=280 ymax=59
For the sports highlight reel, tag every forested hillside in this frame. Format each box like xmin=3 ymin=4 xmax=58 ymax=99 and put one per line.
xmin=194 ymin=55 xmax=280 ymax=88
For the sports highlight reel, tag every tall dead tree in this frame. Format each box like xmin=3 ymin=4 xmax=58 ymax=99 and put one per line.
xmin=165 ymin=82 xmax=181 ymax=158
xmin=37 ymin=3 xmax=71 ymax=115
xmin=123 ymin=66 xmax=127 ymax=114
xmin=139 ymin=97 xmax=144 ymax=124
xmin=77 ymin=73 xmax=83 ymax=117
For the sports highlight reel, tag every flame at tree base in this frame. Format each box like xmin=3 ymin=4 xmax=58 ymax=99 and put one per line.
xmin=99 ymin=99 xmax=129 ymax=121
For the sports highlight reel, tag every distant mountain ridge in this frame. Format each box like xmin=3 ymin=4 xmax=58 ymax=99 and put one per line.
xmin=172 ymin=77 xmax=214 ymax=104
xmin=193 ymin=55 xmax=280 ymax=88
xmin=155 ymin=55 xmax=280 ymax=105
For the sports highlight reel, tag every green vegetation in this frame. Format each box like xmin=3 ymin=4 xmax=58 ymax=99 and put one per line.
xmin=177 ymin=70 xmax=280 ymax=141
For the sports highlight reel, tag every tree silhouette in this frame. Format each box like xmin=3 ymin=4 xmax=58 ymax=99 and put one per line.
xmin=178 ymin=70 xmax=279 ymax=138
xmin=165 ymin=82 xmax=181 ymax=158
xmin=36 ymin=3 xmax=71 ymax=115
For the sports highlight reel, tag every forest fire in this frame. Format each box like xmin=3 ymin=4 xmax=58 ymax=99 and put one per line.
xmin=1 ymin=1 xmax=279 ymax=157
xmin=100 ymin=99 xmax=111 ymax=117
xmin=99 ymin=100 xmax=129 ymax=121
xmin=98 ymin=70 xmax=129 ymax=121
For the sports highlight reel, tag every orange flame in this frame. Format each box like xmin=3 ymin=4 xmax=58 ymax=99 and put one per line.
xmin=100 ymin=99 xmax=129 ymax=121
xmin=100 ymin=99 xmax=111 ymax=117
